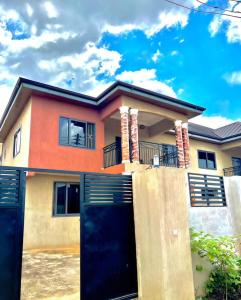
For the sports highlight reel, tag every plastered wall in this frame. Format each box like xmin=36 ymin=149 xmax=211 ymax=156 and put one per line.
xmin=23 ymin=174 xmax=80 ymax=250
xmin=189 ymin=176 xmax=241 ymax=297
xmin=133 ymin=168 xmax=195 ymax=300
xmin=2 ymin=100 xmax=32 ymax=167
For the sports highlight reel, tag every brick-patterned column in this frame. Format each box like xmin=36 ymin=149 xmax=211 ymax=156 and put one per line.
xmin=175 ymin=120 xmax=185 ymax=168
xmin=120 ymin=106 xmax=130 ymax=163
xmin=182 ymin=122 xmax=191 ymax=168
xmin=130 ymin=108 xmax=139 ymax=163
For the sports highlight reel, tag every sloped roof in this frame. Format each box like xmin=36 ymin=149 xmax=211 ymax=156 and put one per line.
xmin=215 ymin=122 xmax=241 ymax=139
xmin=188 ymin=123 xmax=221 ymax=140
xmin=188 ymin=121 xmax=241 ymax=141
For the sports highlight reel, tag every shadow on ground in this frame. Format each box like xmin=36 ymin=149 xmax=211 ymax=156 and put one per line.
xmin=21 ymin=247 xmax=80 ymax=300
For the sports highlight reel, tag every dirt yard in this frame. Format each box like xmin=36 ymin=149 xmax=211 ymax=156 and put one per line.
xmin=21 ymin=247 xmax=80 ymax=300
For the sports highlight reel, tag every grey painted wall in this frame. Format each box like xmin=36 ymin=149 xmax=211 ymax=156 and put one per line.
xmin=189 ymin=176 xmax=241 ymax=297
xmin=188 ymin=176 xmax=241 ymax=236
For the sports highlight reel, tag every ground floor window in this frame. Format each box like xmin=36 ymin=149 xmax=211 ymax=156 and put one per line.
xmin=54 ymin=182 xmax=80 ymax=216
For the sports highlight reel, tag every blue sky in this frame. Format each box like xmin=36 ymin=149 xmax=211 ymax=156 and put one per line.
xmin=0 ymin=0 xmax=241 ymax=127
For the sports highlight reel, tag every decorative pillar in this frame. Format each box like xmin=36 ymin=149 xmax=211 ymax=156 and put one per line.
xmin=130 ymin=108 xmax=139 ymax=163
xmin=120 ymin=106 xmax=130 ymax=163
xmin=175 ymin=120 xmax=185 ymax=168
xmin=182 ymin=122 xmax=191 ymax=168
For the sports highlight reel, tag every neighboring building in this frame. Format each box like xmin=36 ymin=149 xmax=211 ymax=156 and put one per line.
xmin=0 ymin=77 xmax=241 ymax=249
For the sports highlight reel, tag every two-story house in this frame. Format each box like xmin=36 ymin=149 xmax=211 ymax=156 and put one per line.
xmin=0 ymin=77 xmax=241 ymax=249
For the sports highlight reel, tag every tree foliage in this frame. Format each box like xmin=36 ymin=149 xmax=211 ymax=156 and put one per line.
xmin=190 ymin=228 xmax=241 ymax=300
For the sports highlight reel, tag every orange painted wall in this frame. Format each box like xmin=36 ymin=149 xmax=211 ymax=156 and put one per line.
xmin=29 ymin=95 xmax=106 ymax=172
xmin=103 ymin=164 xmax=125 ymax=174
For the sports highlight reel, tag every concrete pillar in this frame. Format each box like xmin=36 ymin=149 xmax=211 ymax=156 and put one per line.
xmin=133 ymin=168 xmax=195 ymax=300
xmin=120 ymin=106 xmax=130 ymax=163
xmin=175 ymin=120 xmax=185 ymax=168
xmin=130 ymin=108 xmax=139 ymax=163
xmin=182 ymin=122 xmax=191 ymax=168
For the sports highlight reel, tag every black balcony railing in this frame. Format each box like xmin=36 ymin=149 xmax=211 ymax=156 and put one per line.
xmin=139 ymin=141 xmax=178 ymax=167
xmin=103 ymin=141 xmax=178 ymax=168
xmin=103 ymin=142 xmax=122 ymax=168
xmin=223 ymin=166 xmax=241 ymax=176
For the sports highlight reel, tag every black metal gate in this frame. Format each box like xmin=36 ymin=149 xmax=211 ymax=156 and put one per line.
xmin=80 ymin=173 xmax=138 ymax=300
xmin=0 ymin=168 xmax=26 ymax=300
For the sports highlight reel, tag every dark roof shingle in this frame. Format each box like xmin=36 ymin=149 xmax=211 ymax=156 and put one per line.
xmin=188 ymin=121 xmax=241 ymax=141
xmin=215 ymin=122 xmax=241 ymax=139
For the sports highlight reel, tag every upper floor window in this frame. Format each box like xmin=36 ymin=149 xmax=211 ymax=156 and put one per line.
xmin=54 ymin=182 xmax=80 ymax=216
xmin=198 ymin=150 xmax=216 ymax=169
xmin=13 ymin=128 xmax=21 ymax=157
xmin=59 ymin=117 xmax=95 ymax=149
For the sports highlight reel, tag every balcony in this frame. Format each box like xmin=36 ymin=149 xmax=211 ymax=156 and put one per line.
xmin=103 ymin=141 xmax=178 ymax=169
xmin=223 ymin=166 xmax=241 ymax=176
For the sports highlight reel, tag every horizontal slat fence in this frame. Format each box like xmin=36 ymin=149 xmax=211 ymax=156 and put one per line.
xmin=188 ymin=173 xmax=226 ymax=207
xmin=84 ymin=174 xmax=133 ymax=204
xmin=0 ymin=169 xmax=21 ymax=205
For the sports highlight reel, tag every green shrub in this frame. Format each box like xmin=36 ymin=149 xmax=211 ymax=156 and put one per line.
xmin=190 ymin=228 xmax=241 ymax=300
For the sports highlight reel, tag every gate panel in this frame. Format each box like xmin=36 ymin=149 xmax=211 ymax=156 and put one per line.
xmin=81 ymin=173 xmax=138 ymax=300
xmin=0 ymin=168 xmax=25 ymax=300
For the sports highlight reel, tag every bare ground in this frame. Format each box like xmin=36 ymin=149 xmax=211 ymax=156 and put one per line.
xmin=21 ymin=247 xmax=80 ymax=300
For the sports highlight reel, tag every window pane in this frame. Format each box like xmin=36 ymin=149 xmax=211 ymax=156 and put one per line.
xmin=16 ymin=131 xmax=21 ymax=154
xmin=70 ymin=120 xmax=86 ymax=147
xmin=56 ymin=183 xmax=66 ymax=214
xmin=232 ymin=157 xmax=241 ymax=167
xmin=13 ymin=129 xmax=21 ymax=156
xmin=60 ymin=118 xmax=69 ymax=145
xmin=207 ymin=153 xmax=216 ymax=169
xmin=67 ymin=184 xmax=80 ymax=214
xmin=87 ymin=123 xmax=95 ymax=149
xmin=198 ymin=151 xmax=207 ymax=168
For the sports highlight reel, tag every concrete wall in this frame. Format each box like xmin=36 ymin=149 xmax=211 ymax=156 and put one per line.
xmin=2 ymin=99 xmax=32 ymax=167
xmin=121 ymin=95 xmax=188 ymax=122
xmin=23 ymin=173 xmax=80 ymax=250
xmin=189 ymin=176 xmax=241 ymax=297
xmin=224 ymin=176 xmax=241 ymax=236
xmin=189 ymin=176 xmax=241 ymax=237
xmin=133 ymin=168 xmax=195 ymax=300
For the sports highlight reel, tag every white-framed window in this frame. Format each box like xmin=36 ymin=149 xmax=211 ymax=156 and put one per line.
xmin=13 ymin=128 xmax=21 ymax=157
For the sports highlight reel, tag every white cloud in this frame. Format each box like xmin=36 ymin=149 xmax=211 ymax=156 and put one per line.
xmin=0 ymin=0 xmax=199 ymax=119
xmin=190 ymin=115 xmax=239 ymax=129
xmin=1 ymin=28 xmax=77 ymax=53
xmin=102 ymin=8 xmax=189 ymax=37
xmin=165 ymin=77 xmax=176 ymax=84
xmin=152 ymin=49 xmax=163 ymax=62
xmin=170 ymin=50 xmax=178 ymax=56
xmin=39 ymin=42 xmax=121 ymax=77
xmin=102 ymin=24 xmax=139 ymax=35
xmin=177 ymin=88 xmax=184 ymax=95
xmin=208 ymin=1 xmax=241 ymax=43
xmin=26 ymin=3 xmax=33 ymax=17
xmin=144 ymin=11 xmax=188 ymax=37
xmin=224 ymin=71 xmax=241 ymax=85
xmin=179 ymin=38 xmax=184 ymax=43
xmin=43 ymin=1 xmax=58 ymax=18
xmin=116 ymin=69 xmax=177 ymax=98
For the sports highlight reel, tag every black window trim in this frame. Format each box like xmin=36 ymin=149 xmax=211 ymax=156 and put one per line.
xmin=59 ymin=116 xmax=96 ymax=150
xmin=197 ymin=150 xmax=217 ymax=170
xmin=53 ymin=181 xmax=80 ymax=217
xmin=13 ymin=127 xmax=21 ymax=158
